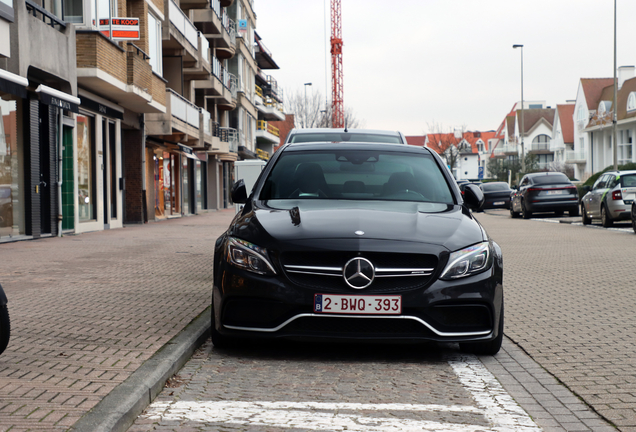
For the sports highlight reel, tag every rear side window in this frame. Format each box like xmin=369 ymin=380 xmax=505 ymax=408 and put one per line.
xmin=532 ymin=174 xmax=570 ymax=185
xmin=259 ymin=150 xmax=454 ymax=204
xmin=620 ymin=174 xmax=636 ymax=187
xmin=482 ymin=182 xmax=510 ymax=192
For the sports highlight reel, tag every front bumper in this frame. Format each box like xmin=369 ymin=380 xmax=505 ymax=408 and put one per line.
xmin=213 ymin=262 xmax=503 ymax=344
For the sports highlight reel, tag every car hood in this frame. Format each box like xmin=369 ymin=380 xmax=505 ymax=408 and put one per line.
xmin=231 ymin=200 xmax=486 ymax=252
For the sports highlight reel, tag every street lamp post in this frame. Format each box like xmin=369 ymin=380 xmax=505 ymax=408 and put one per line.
xmin=613 ymin=0 xmax=618 ymax=170
xmin=304 ymin=82 xmax=312 ymax=128
xmin=513 ymin=44 xmax=525 ymax=172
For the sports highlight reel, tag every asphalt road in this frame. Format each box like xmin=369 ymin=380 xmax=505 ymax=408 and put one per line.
xmin=127 ymin=208 xmax=635 ymax=432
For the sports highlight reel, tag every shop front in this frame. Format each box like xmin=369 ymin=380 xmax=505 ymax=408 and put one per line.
xmin=76 ymin=93 xmax=124 ymax=233
xmin=151 ymin=146 xmax=181 ymax=219
xmin=1 ymin=75 xmax=79 ymax=241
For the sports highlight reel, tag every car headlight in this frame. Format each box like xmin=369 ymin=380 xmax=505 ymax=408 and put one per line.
xmin=440 ymin=242 xmax=491 ymax=280
xmin=227 ymin=237 xmax=277 ymax=275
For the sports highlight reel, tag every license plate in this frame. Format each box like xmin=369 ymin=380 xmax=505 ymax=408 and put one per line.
xmin=547 ymin=190 xmax=565 ymax=195
xmin=493 ymin=201 xmax=505 ymax=205
xmin=314 ymin=294 xmax=401 ymax=315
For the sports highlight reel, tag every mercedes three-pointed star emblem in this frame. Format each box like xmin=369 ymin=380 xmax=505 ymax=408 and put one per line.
xmin=343 ymin=257 xmax=375 ymax=289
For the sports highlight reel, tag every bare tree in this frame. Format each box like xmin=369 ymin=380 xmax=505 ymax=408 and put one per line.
xmin=425 ymin=122 xmax=467 ymax=174
xmin=285 ymin=88 xmax=363 ymax=129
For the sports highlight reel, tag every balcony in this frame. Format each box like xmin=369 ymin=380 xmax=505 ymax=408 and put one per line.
xmin=183 ymin=32 xmax=212 ymax=79
xmin=492 ymin=144 xmax=518 ymax=155
xmin=146 ymin=89 xmax=202 ymax=145
xmin=256 ymin=73 xmax=283 ymax=103
xmin=165 ymin=0 xmax=199 ymax=63
xmin=76 ymin=33 xmax=165 ymax=113
xmin=255 ymin=87 xmax=285 ymax=121
xmin=528 ymin=142 xmax=552 ymax=154
xmin=256 ymin=120 xmax=280 ymax=144
xmin=10 ymin=0 xmax=75 ymax=93
xmin=565 ymin=151 xmax=587 ymax=164
xmin=191 ymin=2 xmax=236 ymax=60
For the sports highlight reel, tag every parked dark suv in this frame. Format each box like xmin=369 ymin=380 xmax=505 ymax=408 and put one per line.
xmin=212 ymin=141 xmax=504 ymax=355
xmin=510 ymin=172 xmax=579 ymax=218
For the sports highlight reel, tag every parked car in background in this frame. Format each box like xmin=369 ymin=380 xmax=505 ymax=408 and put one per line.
xmin=480 ymin=182 xmax=512 ymax=210
xmin=213 ymin=141 xmax=504 ymax=355
xmin=581 ymin=170 xmax=636 ymax=227
xmin=510 ymin=172 xmax=579 ymax=219
xmin=284 ymin=128 xmax=407 ymax=144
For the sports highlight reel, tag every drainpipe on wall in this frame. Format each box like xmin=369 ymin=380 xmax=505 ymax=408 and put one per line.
xmin=57 ymin=108 xmax=64 ymax=237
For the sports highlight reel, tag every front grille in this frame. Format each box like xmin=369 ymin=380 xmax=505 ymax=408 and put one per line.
xmin=280 ymin=251 xmax=438 ymax=293
xmin=285 ymin=316 xmax=430 ymax=336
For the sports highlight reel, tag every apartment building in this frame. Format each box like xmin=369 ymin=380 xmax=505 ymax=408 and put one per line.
xmin=0 ymin=0 xmax=282 ymax=241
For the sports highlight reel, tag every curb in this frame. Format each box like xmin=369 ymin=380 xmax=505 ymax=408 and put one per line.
xmin=70 ymin=306 xmax=212 ymax=432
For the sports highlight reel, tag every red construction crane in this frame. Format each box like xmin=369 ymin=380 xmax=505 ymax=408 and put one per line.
xmin=330 ymin=0 xmax=344 ymax=128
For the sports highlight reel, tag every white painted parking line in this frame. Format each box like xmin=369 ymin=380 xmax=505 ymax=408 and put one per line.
xmin=143 ymin=354 xmax=542 ymax=431
xmin=448 ymin=355 xmax=542 ymax=431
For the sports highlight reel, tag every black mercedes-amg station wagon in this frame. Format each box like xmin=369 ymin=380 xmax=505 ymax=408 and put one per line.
xmin=212 ymin=141 xmax=504 ymax=354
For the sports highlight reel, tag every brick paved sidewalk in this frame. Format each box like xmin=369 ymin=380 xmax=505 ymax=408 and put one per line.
xmin=0 ymin=210 xmax=235 ymax=432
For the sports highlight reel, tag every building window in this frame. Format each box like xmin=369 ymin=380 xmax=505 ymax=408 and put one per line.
xmin=63 ymin=0 xmax=83 ymax=23
xmin=77 ymin=115 xmax=96 ymax=221
xmin=148 ymin=12 xmax=163 ymax=75
xmin=628 ymin=93 xmax=636 ymax=113
xmin=88 ymin=0 xmax=117 ymax=29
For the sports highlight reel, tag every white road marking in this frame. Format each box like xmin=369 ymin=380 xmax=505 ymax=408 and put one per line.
xmin=143 ymin=354 xmax=542 ymax=431
xmin=448 ymin=355 xmax=542 ymax=431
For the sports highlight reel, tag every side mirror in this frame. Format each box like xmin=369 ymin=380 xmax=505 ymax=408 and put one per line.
xmin=231 ymin=179 xmax=248 ymax=204
xmin=463 ymin=183 xmax=485 ymax=211
xmin=511 ymin=184 xmax=518 ymax=190
xmin=582 ymin=185 xmax=591 ymax=194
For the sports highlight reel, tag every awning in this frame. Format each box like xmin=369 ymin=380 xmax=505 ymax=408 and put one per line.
xmin=0 ymin=69 xmax=28 ymax=99
xmin=35 ymin=84 xmax=80 ymax=113
xmin=178 ymin=143 xmax=200 ymax=161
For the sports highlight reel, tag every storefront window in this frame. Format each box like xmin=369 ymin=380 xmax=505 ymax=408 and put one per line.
xmin=195 ymin=160 xmax=202 ymax=211
xmin=0 ymin=97 xmax=20 ymax=238
xmin=182 ymin=156 xmax=189 ymax=213
xmin=77 ymin=115 xmax=95 ymax=221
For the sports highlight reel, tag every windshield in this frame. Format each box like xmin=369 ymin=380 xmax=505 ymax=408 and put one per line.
xmin=259 ymin=150 xmax=454 ymax=204
xmin=482 ymin=182 xmax=510 ymax=192
xmin=532 ymin=174 xmax=570 ymax=184
xmin=290 ymin=133 xmax=402 ymax=144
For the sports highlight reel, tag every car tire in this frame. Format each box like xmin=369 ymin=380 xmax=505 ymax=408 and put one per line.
xmin=569 ymin=206 xmax=579 ymax=217
xmin=0 ymin=305 xmax=10 ymax=355
xmin=632 ymin=204 xmax=636 ymax=234
xmin=509 ymin=204 xmax=519 ymax=218
xmin=601 ymin=205 xmax=613 ymax=228
xmin=460 ymin=302 xmax=504 ymax=356
xmin=211 ymin=298 xmax=235 ymax=349
xmin=582 ymin=205 xmax=591 ymax=225
xmin=521 ymin=201 xmax=532 ymax=219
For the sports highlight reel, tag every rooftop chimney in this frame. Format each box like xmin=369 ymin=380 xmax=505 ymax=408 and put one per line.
xmin=618 ymin=66 xmax=635 ymax=89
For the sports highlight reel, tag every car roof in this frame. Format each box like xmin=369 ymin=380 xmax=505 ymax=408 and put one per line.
xmin=281 ymin=141 xmax=431 ymax=154
xmin=287 ymin=128 xmax=403 ymax=136
xmin=526 ymin=172 xmax=568 ymax=177
xmin=603 ymin=170 xmax=636 ymax=175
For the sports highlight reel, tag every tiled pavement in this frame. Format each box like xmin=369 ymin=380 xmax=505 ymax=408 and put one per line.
xmin=0 ymin=210 xmax=236 ymax=431
xmin=477 ymin=210 xmax=636 ymax=431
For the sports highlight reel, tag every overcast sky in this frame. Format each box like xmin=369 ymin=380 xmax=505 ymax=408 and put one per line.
xmin=255 ymin=0 xmax=636 ymax=136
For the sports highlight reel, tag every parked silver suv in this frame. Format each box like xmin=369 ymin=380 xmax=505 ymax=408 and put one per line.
xmin=581 ymin=170 xmax=636 ymax=227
